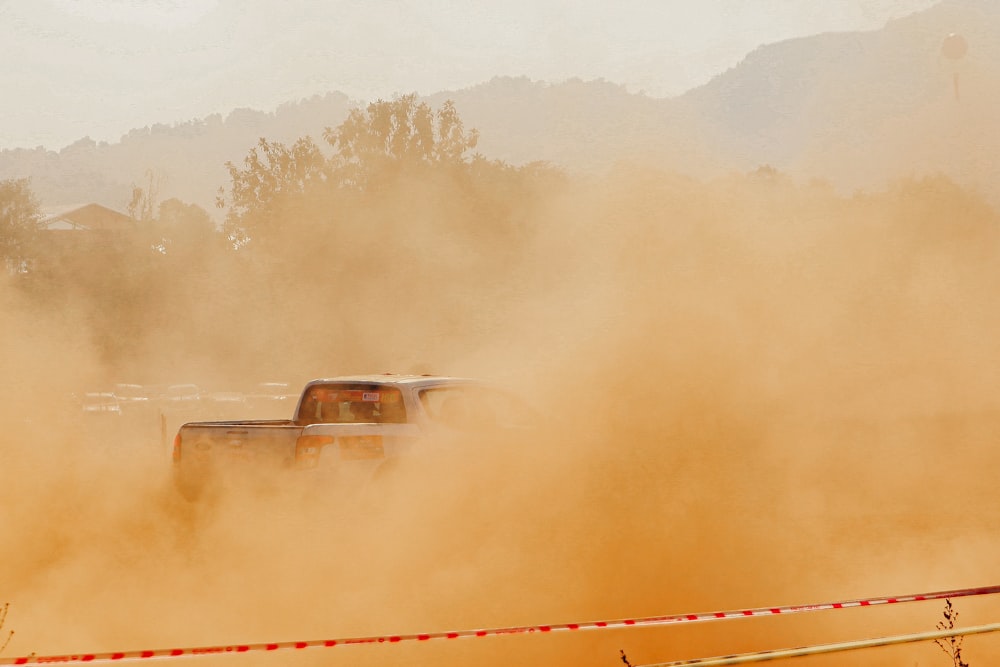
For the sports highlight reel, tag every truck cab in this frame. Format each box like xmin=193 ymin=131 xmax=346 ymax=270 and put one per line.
xmin=172 ymin=374 xmax=535 ymax=499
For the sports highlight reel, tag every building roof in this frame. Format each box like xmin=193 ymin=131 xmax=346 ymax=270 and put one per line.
xmin=41 ymin=203 xmax=135 ymax=232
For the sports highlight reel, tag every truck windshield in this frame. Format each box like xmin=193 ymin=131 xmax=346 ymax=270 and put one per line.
xmin=297 ymin=384 xmax=407 ymax=425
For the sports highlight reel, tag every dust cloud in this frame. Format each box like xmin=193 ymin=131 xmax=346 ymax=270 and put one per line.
xmin=3 ymin=130 xmax=1000 ymax=667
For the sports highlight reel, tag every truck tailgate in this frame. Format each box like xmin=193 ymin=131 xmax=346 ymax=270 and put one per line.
xmin=294 ymin=422 xmax=422 ymax=468
xmin=176 ymin=420 xmax=302 ymax=467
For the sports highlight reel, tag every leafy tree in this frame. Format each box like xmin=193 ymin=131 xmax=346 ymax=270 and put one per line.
xmin=218 ymin=136 xmax=326 ymax=247
xmin=216 ymin=96 xmax=523 ymax=255
xmin=324 ymin=94 xmax=479 ymax=189
xmin=0 ymin=178 xmax=42 ymax=273
xmin=152 ymin=198 xmax=220 ymax=255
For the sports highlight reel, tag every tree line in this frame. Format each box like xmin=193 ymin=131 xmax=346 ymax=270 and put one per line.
xmin=2 ymin=93 xmax=997 ymax=384
xmin=0 ymin=95 xmax=565 ymax=373
xmin=1 ymin=95 xmax=561 ymax=266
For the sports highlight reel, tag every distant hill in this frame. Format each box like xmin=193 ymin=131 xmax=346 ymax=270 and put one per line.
xmin=0 ymin=92 xmax=355 ymax=217
xmin=439 ymin=0 xmax=999 ymax=196
xmin=676 ymin=0 xmax=1000 ymax=193
xmin=1 ymin=0 xmax=997 ymax=216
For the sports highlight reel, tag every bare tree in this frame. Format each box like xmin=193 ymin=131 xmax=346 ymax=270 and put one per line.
xmin=127 ymin=169 xmax=161 ymax=223
xmin=935 ymin=599 xmax=971 ymax=667
xmin=0 ymin=602 xmax=13 ymax=654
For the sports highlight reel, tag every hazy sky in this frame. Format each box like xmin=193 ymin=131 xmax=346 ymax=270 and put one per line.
xmin=1 ymin=0 xmax=939 ymax=151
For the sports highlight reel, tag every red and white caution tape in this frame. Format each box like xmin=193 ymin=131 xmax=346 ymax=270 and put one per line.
xmin=636 ymin=621 xmax=1000 ymax=666
xmin=4 ymin=584 xmax=1000 ymax=665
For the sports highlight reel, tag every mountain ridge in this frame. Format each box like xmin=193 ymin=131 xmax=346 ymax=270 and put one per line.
xmin=2 ymin=0 xmax=997 ymax=213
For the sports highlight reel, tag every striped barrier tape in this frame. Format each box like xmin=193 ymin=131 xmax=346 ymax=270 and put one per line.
xmin=3 ymin=584 xmax=999 ymax=665
xmin=636 ymin=621 xmax=1000 ymax=666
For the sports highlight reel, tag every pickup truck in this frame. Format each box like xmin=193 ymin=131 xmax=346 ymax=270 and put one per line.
xmin=171 ymin=374 xmax=535 ymax=499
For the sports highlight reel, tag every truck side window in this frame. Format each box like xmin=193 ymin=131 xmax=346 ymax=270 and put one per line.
xmin=298 ymin=396 xmax=320 ymax=425
xmin=420 ymin=385 xmax=536 ymax=430
xmin=378 ymin=398 xmax=406 ymax=423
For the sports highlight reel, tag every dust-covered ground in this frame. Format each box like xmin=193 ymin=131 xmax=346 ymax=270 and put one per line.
xmin=3 ymin=165 xmax=1000 ymax=667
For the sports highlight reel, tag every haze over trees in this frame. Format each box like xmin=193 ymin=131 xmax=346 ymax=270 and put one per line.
xmin=0 ymin=98 xmax=568 ymax=376
xmin=1 ymin=86 xmax=997 ymax=393
xmin=218 ymin=95 xmax=561 ymax=262
xmin=0 ymin=178 xmax=41 ymax=274
xmin=220 ymin=94 xmax=482 ymax=243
